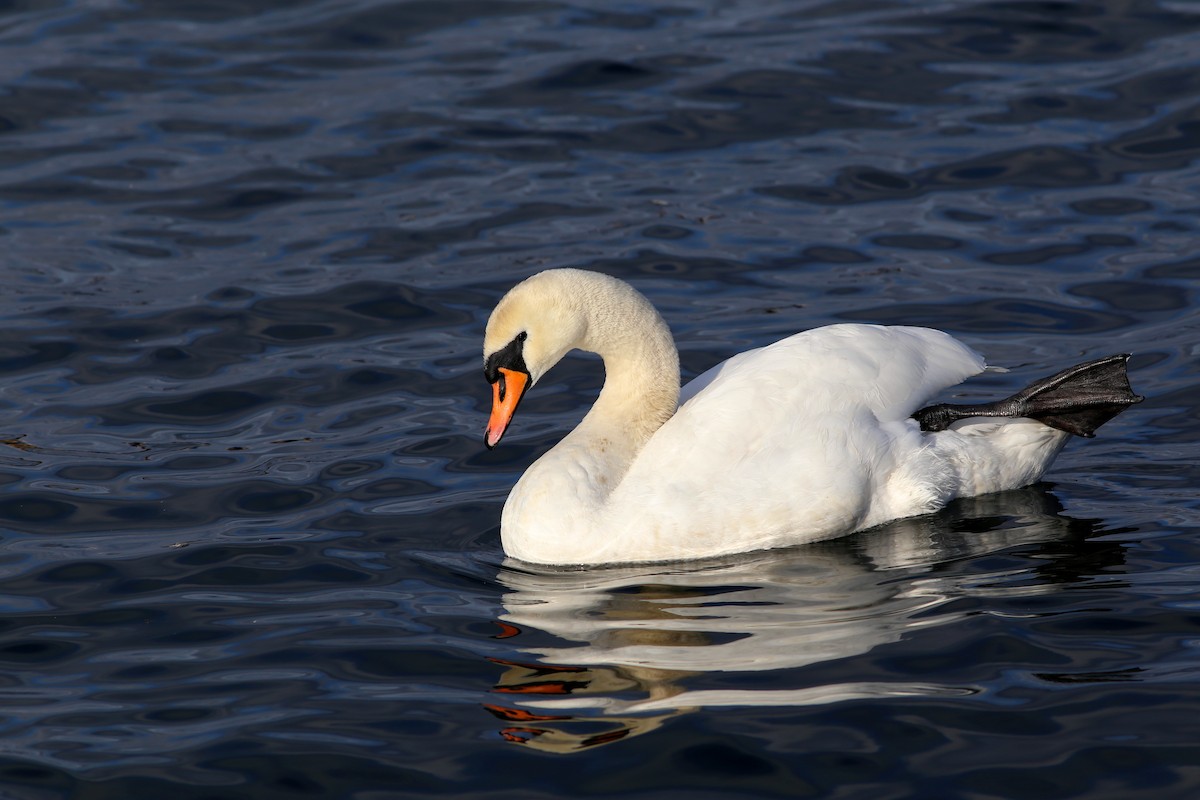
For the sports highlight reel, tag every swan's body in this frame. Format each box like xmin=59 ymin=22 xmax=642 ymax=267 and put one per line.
xmin=482 ymin=269 xmax=1140 ymax=567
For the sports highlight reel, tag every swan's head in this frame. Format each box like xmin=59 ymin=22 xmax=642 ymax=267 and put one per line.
xmin=482 ymin=270 xmax=589 ymax=449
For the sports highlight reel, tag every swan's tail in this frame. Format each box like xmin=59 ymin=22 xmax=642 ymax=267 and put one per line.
xmin=913 ymin=354 xmax=1143 ymax=438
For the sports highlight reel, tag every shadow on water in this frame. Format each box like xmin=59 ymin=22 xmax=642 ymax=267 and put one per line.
xmin=487 ymin=487 xmax=1129 ymax=753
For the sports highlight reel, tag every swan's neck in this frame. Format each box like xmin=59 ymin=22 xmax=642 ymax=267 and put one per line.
xmin=576 ymin=313 xmax=680 ymax=455
xmin=501 ymin=284 xmax=679 ymax=562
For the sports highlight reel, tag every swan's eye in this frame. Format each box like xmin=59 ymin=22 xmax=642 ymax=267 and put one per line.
xmin=517 ymin=331 xmax=527 ymax=342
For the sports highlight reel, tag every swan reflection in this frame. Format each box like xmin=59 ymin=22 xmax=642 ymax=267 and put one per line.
xmin=486 ymin=487 xmax=1120 ymax=751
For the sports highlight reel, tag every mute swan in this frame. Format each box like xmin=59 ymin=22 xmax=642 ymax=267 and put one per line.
xmin=482 ymin=269 xmax=1141 ymax=566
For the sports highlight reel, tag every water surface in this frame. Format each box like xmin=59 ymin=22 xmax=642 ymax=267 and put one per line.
xmin=1 ymin=1 xmax=1199 ymax=798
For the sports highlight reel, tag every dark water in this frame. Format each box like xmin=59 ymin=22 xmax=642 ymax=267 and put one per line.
xmin=1 ymin=0 xmax=1198 ymax=797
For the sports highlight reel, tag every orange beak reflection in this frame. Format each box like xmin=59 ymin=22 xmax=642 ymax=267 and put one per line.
xmin=486 ymin=367 xmax=530 ymax=449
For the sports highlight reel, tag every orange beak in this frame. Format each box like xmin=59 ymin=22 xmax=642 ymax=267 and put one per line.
xmin=485 ymin=367 xmax=529 ymax=449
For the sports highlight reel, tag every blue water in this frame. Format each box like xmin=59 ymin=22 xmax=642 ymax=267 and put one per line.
xmin=1 ymin=1 xmax=1198 ymax=797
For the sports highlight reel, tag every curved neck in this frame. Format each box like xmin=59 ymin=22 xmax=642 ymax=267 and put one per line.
xmin=574 ymin=286 xmax=680 ymax=455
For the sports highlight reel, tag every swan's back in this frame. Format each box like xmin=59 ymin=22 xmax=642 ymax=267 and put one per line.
xmin=678 ymin=324 xmax=984 ymax=419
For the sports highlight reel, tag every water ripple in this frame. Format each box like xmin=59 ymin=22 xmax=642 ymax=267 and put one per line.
xmin=0 ymin=0 xmax=1196 ymax=798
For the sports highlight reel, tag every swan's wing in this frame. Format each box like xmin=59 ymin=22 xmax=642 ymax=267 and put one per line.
xmin=678 ymin=324 xmax=985 ymax=422
xmin=610 ymin=325 xmax=986 ymax=555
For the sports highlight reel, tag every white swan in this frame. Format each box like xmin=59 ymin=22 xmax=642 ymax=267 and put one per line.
xmin=482 ymin=269 xmax=1141 ymax=566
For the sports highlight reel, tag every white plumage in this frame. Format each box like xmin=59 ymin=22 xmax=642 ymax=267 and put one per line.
xmin=482 ymin=269 xmax=1097 ymax=566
